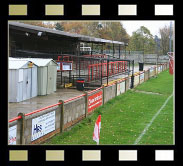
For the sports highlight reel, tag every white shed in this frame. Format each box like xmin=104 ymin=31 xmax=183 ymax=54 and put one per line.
xmin=10 ymin=58 xmax=57 ymax=95
xmin=8 ymin=58 xmax=38 ymax=102
xmin=23 ymin=58 xmax=57 ymax=95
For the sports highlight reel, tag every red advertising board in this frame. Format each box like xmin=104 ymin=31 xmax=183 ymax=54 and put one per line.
xmin=88 ymin=91 xmax=103 ymax=113
xmin=169 ymin=58 xmax=174 ymax=75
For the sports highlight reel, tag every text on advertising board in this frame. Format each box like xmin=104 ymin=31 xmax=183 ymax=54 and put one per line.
xmin=117 ymin=81 xmax=125 ymax=96
xmin=140 ymin=73 xmax=144 ymax=82
xmin=31 ymin=111 xmax=55 ymax=141
xmin=88 ymin=91 xmax=103 ymax=113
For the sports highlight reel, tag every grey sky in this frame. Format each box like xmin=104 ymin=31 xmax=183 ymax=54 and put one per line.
xmin=121 ymin=21 xmax=174 ymax=37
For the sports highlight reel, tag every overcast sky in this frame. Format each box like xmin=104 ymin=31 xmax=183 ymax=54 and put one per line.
xmin=121 ymin=21 xmax=174 ymax=37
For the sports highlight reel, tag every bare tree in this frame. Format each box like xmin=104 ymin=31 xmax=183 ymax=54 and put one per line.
xmin=159 ymin=25 xmax=173 ymax=55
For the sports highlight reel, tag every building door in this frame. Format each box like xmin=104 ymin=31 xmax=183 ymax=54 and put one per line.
xmin=31 ymin=67 xmax=37 ymax=98
xmin=23 ymin=68 xmax=32 ymax=100
xmin=47 ymin=65 xmax=55 ymax=94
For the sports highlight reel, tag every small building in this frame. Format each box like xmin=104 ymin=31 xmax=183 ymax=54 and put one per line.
xmin=22 ymin=58 xmax=57 ymax=95
xmin=8 ymin=58 xmax=38 ymax=102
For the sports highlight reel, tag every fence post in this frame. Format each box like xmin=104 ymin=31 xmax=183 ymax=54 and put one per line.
xmin=17 ymin=113 xmax=25 ymax=145
xmin=144 ymin=71 xmax=147 ymax=82
xmin=115 ymin=81 xmax=118 ymax=97
xmin=125 ymin=77 xmax=127 ymax=91
xmin=59 ymin=100 xmax=64 ymax=133
xmin=148 ymin=69 xmax=150 ymax=79
xmin=84 ymin=92 xmax=88 ymax=118
xmin=102 ymin=85 xmax=105 ymax=105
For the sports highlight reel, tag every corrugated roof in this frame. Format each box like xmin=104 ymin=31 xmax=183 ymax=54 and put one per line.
xmin=9 ymin=59 xmax=31 ymax=69
xmin=9 ymin=57 xmax=57 ymax=67
xmin=9 ymin=21 xmax=125 ymax=45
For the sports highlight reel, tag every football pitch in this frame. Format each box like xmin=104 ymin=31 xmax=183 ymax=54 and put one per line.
xmin=44 ymin=70 xmax=174 ymax=145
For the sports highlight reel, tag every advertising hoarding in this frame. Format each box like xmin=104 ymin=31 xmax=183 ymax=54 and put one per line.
xmin=31 ymin=111 xmax=55 ymax=141
xmin=8 ymin=125 xmax=17 ymax=145
xmin=140 ymin=72 xmax=144 ymax=83
xmin=88 ymin=91 xmax=103 ymax=113
xmin=117 ymin=81 xmax=125 ymax=96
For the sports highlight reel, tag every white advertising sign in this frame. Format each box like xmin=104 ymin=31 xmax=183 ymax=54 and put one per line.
xmin=8 ymin=125 xmax=17 ymax=145
xmin=57 ymin=62 xmax=61 ymax=71
xmin=140 ymin=73 xmax=144 ymax=83
xmin=150 ymin=67 xmax=154 ymax=73
xmin=117 ymin=81 xmax=125 ymax=96
xmin=31 ymin=111 xmax=55 ymax=141
xmin=134 ymin=75 xmax=139 ymax=86
xmin=62 ymin=62 xmax=72 ymax=71
xmin=158 ymin=66 xmax=161 ymax=73
xmin=160 ymin=65 xmax=162 ymax=71
xmin=150 ymin=67 xmax=154 ymax=77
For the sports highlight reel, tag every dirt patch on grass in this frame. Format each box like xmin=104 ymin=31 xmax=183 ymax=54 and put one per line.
xmin=133 ymin=89 xmax=163 ymax=95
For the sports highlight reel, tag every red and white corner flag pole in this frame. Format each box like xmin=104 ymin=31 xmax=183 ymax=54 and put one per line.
xmin=93 ymin=115 xmax=101 ymax=145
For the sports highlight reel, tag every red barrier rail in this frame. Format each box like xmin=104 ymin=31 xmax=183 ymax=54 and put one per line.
xmin=88 ymin=87 xmax=102 ymax=95
xmin=25 ymin=103 xmax=62 ymax=117
xmin=8 ymin=102 xmax=62 ymax=123
xmin=9 ymin=116 xmax=22 ymax=123
xmin=64 ymin=94 xmax=86 ymax=103
xmin=9 ymin=93 xmax=88 ymax=123
xmin=88 ymin=61 xmax=127 ymax=82
xmin=9 ymin=93 xmax=89 ymax=123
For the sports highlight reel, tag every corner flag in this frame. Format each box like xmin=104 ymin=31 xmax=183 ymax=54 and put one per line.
xmin=93 ymin=115 xmax=101 ymax=145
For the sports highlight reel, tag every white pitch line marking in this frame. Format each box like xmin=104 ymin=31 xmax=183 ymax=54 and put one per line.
xmin=134 ymin=93 xmax=173 ymax=145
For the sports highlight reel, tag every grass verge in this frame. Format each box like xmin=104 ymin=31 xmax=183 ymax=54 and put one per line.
xmin=43 ymin=70 xmax=173 ymax=145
